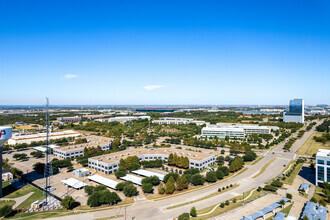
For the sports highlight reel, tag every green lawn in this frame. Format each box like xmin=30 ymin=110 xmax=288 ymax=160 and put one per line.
xmin=297 ymin=132 xmax=330 ymax=156
xmin=282 ymin=163 xmax=304 ymax=185
xmin=0 ymin=200 xmax=16 ymax=208
xmin=16 ymin=186 xmax=43 ymax=210
xmin=5 ymin=184 xmax=36 ymax=199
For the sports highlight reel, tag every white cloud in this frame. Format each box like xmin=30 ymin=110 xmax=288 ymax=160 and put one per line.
xmin=143 ymin=85 xmax=165 ymax=90
xmin=64 ymin=74 xmax=79 ymax=79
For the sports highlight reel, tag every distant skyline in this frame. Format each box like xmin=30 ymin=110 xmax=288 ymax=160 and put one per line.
xmin=1 ymin=0 xmax=330 ymax=105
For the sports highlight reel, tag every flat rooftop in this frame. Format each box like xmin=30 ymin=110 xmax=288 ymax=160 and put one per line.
xmin=55 ymin=135 xmax=113 ymax=152
xmin=10 ymin=130 xmax=79 ymax=141
xmin=316 ymin=149 xmax=330 ymax=157
xmin=90 ymin=147 xmax=215 ymax=164
xmin=202 ymin=126 xmax=245 ymax=132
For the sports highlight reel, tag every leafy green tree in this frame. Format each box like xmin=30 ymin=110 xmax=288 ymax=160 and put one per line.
xmin=216 ymin=169 xmax=224 ymax=180
xmin=178 ymin=213 xmax=190 ymax=220
xmin=205 ymin=171 xmax=217 ymax=183
xmin=30 ymin=151 xmax=44 ymax=158
xmin=123 ymin=184 xmax=138 ymax=197
xmin=142 ymin=183 xmax=153 ymax=193
xmin=61 ymin=196 xmax=77 ymax=209
xmin=158 ymin=182 xmax=165 ymax=194
xmin=164 ymin=172 xmax=179 ymax=183
xmin=191 ymin=174 xmax=205 ymax=186
xmin=183 ymin=157 xmax=190 ymax=169
xmin=142 ymin=176 xmax=160 ymax=186
xmin=168 ymin=153 xmax=173 ymax=165
xmin=218 ymin=166 xmax=229 ymax=176
xmin=165 ymin=176 xmax=176 ymax=194
xmin=84 ymin=185 xmax=95 ymax=195
xmin=190 ymin=206 xmax=197 ymax=217
xmin=115 ymin=169 xmax=127 ymax=179
xmin=112 ymin=137 xmax=121 ymax=149
xmin=116 ymin=181 xmax=133 ymax=191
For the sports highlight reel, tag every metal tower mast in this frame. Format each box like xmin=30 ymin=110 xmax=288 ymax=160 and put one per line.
xmin=43 ymin=98 xmax=55 ymax=206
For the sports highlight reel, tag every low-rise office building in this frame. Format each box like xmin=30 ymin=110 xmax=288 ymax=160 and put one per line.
xmin=152 ymin=117 xmax=209 ymax=125
xmin=95 ymin=116 xmax=150 ymax=123
xmin=8 ymin=130 xmax=80 ymax=145
xmin=53 ymin=135 xmax=113 ymax=159
xmin=316 ymin=149 xmax=330 ymax=186
xmin=88 ymin=148 xmax=216 ymax=174
xmin=215 ymin=123 xmax=279 ymax=134
xmin=57 ymin=116 xmax=81 ymax=122
xmin=201 ymin=126 xmax=245 ymax=139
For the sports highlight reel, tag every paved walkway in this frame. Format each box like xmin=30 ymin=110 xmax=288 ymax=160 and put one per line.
xmin=0 ymin=192 xmax=34 ymax=208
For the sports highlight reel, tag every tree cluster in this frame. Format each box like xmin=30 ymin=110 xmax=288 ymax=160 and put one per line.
xmin=30 ymin=151 xmax=44 ymax=158
xmin=141 ymin=159 xmax=163 ymax=168
xmin=229 ymin=157 xmax=244 ymax=172
xmin=13 ymin=153 xmax=27 ymax=160
xmin=119 ymin=156 xmax=141 ymax=171
xmin=87 ymin=189 xmax=121 ymax=207
xmin=168 ymin=153 xmax=189 ymax=169
xmin=316 ymin=120 xmax=330 ymax=132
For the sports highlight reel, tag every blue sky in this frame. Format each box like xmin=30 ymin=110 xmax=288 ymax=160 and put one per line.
xmin=1 ymin=0 xmax=329 ymax=105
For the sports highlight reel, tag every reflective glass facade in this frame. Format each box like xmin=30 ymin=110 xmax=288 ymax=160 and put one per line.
xmin=288 ymin=99 xmax=303 ymax=114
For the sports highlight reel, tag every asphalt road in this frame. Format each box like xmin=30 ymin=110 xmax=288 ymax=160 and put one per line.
xmin=46 ymin=120 xmax=323 ymax=220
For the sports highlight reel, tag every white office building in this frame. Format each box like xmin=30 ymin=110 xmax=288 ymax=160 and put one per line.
xmin=95 ymin=116 xmax=150 ymax=123
xmin=283 ymin=99 xmax=304 ymax=123
xmin=215 ymin=123 xmax=279 ymax=134
xmin=316 ymin=149 xmax=330 ymax=186
xmin=88 ymin=148 xmax=216 ymax=174
xmin=201 ymin=126 xmax=245 ymax=139
xmin=8 ymin=130 xmax=80 ymax=145
xmin=53 ymin=135 xmax=113 ymax=159
xmin=153 ymin=117 xmax=209 ymax=126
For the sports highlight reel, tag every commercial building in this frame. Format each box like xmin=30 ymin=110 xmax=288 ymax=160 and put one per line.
xmin=73 ymin=168 xmax=91 ymax=178
xmin=201 ymin=126 xmax=245 ymax=139
xmin=152 ymin=117 xmax=209 ymax=125
xmin=95 ymin=116 xmax=150 ymax=123
xmin=2 ymin=169 xmax=13 ymax=182
xmin=88 ymin=148 xmax=216 ymax=174
xmin=305 ymin=107 xmax=327 ymax=115
xmin=57 ymin=116 xmax=81 ymax=122
xmin=315 ymin=149 xmax=330 ymax=186
xmin=53 ymin=135 xmax=113 ymax=159
xmin=283 ymin=99 xmax=304 ymax=123
xmin=215 ymin=123 xmax=279 ymax=134
xmin=8 ymin=130 xmax=80 ymax=146
xmin=82 ymin=114 xmax=113 ymax=120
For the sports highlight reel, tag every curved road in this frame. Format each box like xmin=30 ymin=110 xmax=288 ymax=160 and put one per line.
xmin=48 ymin=120 xmax=322 ymax=220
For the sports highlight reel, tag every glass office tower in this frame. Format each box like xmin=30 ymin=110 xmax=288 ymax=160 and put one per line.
xmin=289 ymin=99 xmax=303 ymax=114
xmin=283 ymin=98 xmax=304 ymax=123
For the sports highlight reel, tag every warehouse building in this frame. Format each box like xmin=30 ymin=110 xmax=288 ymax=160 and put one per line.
xmin=53 ymin=135 xmax=113 ymax=159
xmin=8 ymin=130 xmax=80 ymax=145
xmin=88 ymin=148 xmax=216 ymax=174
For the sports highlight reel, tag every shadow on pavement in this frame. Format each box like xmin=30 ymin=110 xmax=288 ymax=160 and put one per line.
xmin=298 ymin=166 xmax=315 ymax=184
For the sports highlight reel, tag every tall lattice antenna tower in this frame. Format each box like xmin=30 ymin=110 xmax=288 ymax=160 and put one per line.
xmin=43 ymin=97 xmax=55 ymax=206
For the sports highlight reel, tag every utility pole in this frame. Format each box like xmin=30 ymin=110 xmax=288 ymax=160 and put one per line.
xmin=124 ymin=207 xmax=127 ymax=220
